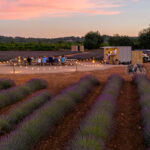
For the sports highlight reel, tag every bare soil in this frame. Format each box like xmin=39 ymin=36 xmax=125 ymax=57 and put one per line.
xmin=0 ymin=64 xmax=149 ymax=150
xmin=106 ymin=82 xmax=145 ymax=150
xmin=31 ymin=84 xmax=103 ymax=150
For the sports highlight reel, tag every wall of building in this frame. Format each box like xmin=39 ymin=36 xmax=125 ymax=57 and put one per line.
xmin=132 ymin=51 xmax=143 ymax=64
xmin=118 ymin=46 xmax=131 ymax=63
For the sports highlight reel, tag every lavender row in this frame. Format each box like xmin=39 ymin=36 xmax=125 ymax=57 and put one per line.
xmin=0 ymin=78 xmax=15 ymax=90
xmin=67 ymin=50 xmax=104 ymax=60
xmin=133 ymin=75 xmax=150 ymax=148
xmin=0 ymin=51 xmax=77 ymax=61
xmin=67 ymin=74 xmax=124 ymax=150
xmin=133 ymin=74 xmax=150 ymax=95
xmin=0 ymin=90 xmax=52 ymax=135
xmin=0 ymin=75 xmax=100 ymax=150
xmin=0 ymin=78 xmax=48 ymax=110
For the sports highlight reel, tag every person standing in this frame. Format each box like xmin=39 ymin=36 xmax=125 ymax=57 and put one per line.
xmin=107 ymin=52 xmax=111 ymax=61
xmin=114 ymin=49 xmax=117 ymax=55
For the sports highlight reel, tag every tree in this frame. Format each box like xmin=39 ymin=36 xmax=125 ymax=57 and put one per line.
xmin=84 ymin=31 xmax=103 ymax=50
xmin=108 ymin=35 xmax=134 ymax=47
xmin=139 ymin=26 xmax=150 ymax=49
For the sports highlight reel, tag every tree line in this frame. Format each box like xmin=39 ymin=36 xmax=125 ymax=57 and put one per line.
xmin=84 ymin=26 xmax=150 ymax=50
xmin=0 ymin=25 xmax=150 ymax=50
xmin=0 ymin=36 xmax=84 ymax=43
xmin=0 ymin=42 xmax=79 ymax=51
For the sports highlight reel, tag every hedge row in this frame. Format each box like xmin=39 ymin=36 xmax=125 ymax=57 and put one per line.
xmin=67 ymin=74 xmax=124 ymax=150
xmin=0 ymin=78 xmax=15 ymax=90
xmin=0 ymin=78 xmax=48 ymax=110
xmin=133 ymin=75 xmax=150 ymax=148
xmin=0 ymin=75 xmax=100 ymax=150
xmin=0 ymin=90 xmax=52 ymax=135
xmin=133 ymin=75 xmax=150 ymax=95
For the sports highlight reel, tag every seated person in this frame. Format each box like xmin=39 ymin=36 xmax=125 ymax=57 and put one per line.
xmin=37 ymin=57 xmax=42 ymax=65
xmin=128 ymin=64 xmax=133 ymax=73
xmin=54 ymin=56 xmax=59 ymax=64
xmin=61 ymin=55 xmax=65 ymax=65
xmin=48 ymin=56 xmax=54 ymax=65
xmin=133 ymin=64 xmax=137 ymax=73
xmin=27 ymin=56 xmax=31 ymax=65
xmin=42 ymin=56 xmax=47 ymax=65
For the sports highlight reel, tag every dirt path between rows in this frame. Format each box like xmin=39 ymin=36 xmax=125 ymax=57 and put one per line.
xmin=106 ymin=82 xmax=145 ymax=150
xmin=31 ymin=84 xmax=104 ymax=150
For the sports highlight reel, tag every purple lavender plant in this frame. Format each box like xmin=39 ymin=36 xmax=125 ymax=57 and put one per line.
xmin=0 ymin=90 xmax=52 ymax=135
xmin=0 ymin=75 xmax=99 ymax=150
xmin=67 ymin=74 xmax=124 ymax=150
xmin=0 ymin=78 xmax=48 ymax=110
xmin=134 ymin=74 xmax=150 ymax=148
xmin=0 ymin=78 xmax=15 ymax=90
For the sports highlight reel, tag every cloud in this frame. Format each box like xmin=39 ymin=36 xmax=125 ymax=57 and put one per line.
xmin=132 ymin=0 xmax=139 ymax=2
xmin=0 ymin=0 xmax=139 ymax=20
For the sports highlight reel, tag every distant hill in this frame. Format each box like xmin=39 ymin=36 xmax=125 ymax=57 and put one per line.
xmin=0 ymin=35 xmax=138 ymax=44
xmin=0 ymin=36 xmax=84 ymax=43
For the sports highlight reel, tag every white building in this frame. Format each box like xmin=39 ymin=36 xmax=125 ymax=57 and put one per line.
xmin=102 ymin=46 xmax=131 ymax=63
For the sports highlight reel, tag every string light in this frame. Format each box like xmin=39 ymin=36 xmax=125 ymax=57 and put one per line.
xmin=92 ymin=59 xmax=95 ymax=64
xmin=18 ymin=56 xmax=21 ymax=63
xmin=5 ymin=59 xmax=108 ymax=74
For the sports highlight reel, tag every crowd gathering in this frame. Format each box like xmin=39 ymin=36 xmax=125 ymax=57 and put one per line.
xmin=18 ymin=55 xmax=66 ymax=66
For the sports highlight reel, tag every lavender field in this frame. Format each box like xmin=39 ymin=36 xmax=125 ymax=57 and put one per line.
xmin=0 ymin=50 xmax=104 ymax=61
xmin=0 ymin=51 xmax=78 ymax=61
xmin=67 ymin=50 xmax=104 ymax=60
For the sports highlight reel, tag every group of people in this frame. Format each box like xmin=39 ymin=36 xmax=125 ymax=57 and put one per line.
xmin=106 ymin=49 xmax=118 ymax=64
xmin=26 ymin=55 xmax=66 ymax=66
xmin=107 ymin=49 xmax=117 ymax=60
xmin=127 ymin=64 xmax=144 ymax=74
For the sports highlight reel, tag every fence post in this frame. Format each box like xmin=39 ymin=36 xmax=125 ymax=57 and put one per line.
xmin=13 ymin=63 xmax=15 ymax=74
xmin=75 ymin=61 xmax=78 ymax=71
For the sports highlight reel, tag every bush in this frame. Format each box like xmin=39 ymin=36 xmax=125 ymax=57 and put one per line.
xmin=0 ymin=78 xmax=15 ymax=90
xmin=0 ymin=78 xmax=48 ymax=109
xmin=67 ymin=74 xmax=124 ymax=150
xmin=0 ymin=90 xmax=52 ymax=135
xmin=0 ymin=75 xmax=99 ymax=150
xmin=133 ymin=74 xmax=150 ymax=95
xmin=133 ymin=75 xmax=150 ymax=148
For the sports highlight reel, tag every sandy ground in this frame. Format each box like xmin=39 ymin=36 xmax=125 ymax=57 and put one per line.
xmin=0 ymin=65 xmax=131 ymax=95
xmin=0 ymin=63 xmax=125 ymax=74
xmin=106 ymin=82 xmax=145 ymax=150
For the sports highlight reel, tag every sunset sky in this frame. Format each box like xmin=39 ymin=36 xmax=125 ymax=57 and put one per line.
xmin=0 ymin=0 xmax=150 ymax=38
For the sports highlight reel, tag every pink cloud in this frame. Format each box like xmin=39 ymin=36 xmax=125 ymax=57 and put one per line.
xmin=0 ymin=0 xmax=134 ymax=20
